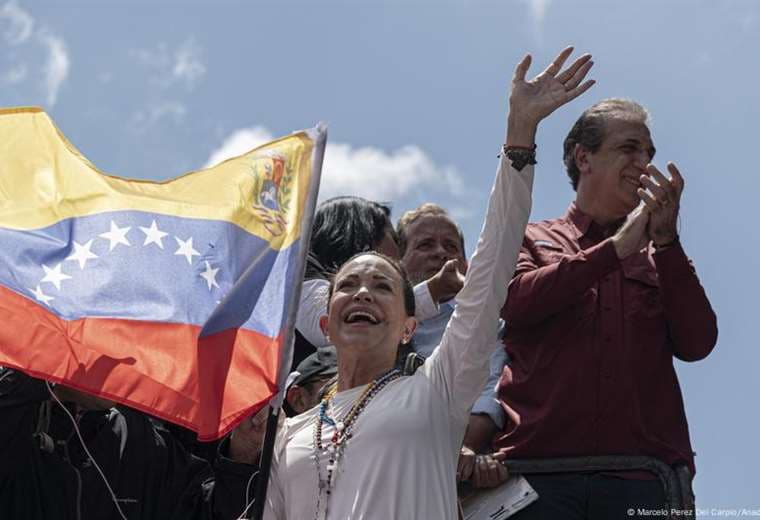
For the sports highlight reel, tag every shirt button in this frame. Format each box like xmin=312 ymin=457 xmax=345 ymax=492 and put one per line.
xmin=605 ymin=336 xmax=612 ymax=343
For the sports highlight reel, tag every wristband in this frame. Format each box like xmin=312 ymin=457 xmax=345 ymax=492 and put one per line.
xmin=500 ymin=144 xmax=537 ymax=172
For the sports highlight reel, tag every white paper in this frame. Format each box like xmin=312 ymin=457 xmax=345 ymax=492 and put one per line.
xmin=461 ymin=475 xmax=539 ymax=520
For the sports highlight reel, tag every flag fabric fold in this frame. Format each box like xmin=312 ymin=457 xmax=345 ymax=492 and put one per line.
xmin=0 ymin=107 xmax=324 ymax=440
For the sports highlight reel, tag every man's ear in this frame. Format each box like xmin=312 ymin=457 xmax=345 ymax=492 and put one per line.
xmin=574 ymin=143 xmax=592 ymax=176
xmin=319 ymin=315 xmax=329 ymax=339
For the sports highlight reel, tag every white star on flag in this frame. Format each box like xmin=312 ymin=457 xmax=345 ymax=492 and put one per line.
xmin=67 ymin=239 xmax=98 ymax=269
xmin=140 ymin=220 xmax=168 ymax=249
xmin=174 ymin=236 xmax=200 ymax=265
xmin=99 ymin=221 xmax=131 ymax=251
xmin=41 ymin=263 xmax=72 ymax=290
xmin=200 ymin=261 xmax=220 ymax=290
xmin=30 ymin=285 xmax=54 ymax=305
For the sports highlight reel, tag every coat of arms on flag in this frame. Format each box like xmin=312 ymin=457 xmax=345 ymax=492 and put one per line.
xmin=0 ymin=107 xmax=325 ymax=440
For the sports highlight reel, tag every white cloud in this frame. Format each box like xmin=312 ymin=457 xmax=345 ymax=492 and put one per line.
xmin=204 ymin=127 xmax=464 ymax=202
xmin=132 ymin=39 xmax=206 ymax=90
xmin=203 ymin=127 xmax=275 ymax=168
xmin=40 ymin=33 xmax=69 ymax=106
xmin=321 ymin=142 xmax=463 ymax=202
xmin=0 ymin=1 xmax=34 ymax=45
xmin=173 ymin=39 xmax=206 ymax=87
xmin=0 ymin=2 xmax=69 ymax=107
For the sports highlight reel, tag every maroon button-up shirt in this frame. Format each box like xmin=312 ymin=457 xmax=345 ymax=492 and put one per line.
xmin=493 ymin=203 xmax=717 ymax=475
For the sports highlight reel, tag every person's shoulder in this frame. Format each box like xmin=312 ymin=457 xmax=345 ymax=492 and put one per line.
xmin=302 ymin=278 xmax=329 ymax=293
xmin=525 ymin=215 xmax=571 ymax=240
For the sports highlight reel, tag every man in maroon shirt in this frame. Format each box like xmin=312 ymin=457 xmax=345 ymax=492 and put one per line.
xmin=494 ymin=98 xmax=718 ymax=518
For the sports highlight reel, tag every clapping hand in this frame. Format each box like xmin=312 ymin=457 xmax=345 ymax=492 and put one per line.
xmin=507 ymin=46 xmax=595 ymax=146
xmin=638 ymin=162 xmax=684 ymax=247
xmin=612 ymin=204 xmax=651 ymax=259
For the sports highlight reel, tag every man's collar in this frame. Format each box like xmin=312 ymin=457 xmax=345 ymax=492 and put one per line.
xmin=565 ymin=202 xmax=594 ymax=238
xmin=565 ymin=202 xmax=624 ymax=241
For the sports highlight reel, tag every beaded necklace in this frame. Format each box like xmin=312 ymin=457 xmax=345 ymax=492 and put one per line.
xmin=312 ymin=369 xmax=402 ymax=520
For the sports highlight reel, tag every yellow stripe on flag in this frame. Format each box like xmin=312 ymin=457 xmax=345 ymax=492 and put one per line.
xmin=0 ymin=107 xmax=315 ymax=250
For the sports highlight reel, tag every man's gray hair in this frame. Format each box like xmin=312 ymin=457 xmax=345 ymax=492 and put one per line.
xmin=562 ymin=98 xmax=650 ymax=191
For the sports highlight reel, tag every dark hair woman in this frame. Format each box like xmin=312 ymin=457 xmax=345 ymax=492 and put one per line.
xmin=309 ymin=196 xmax=399 ymax=274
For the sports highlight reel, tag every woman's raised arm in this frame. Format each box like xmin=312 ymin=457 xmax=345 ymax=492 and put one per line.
xmin=423 ymin=47 xmax=596 ymax=424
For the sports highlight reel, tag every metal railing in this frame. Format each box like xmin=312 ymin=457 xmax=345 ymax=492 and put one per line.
xmin=505 ymin=455 xmax=695 ymax=517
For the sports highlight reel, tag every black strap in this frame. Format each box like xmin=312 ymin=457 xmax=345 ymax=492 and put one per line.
xmin=402 ymin=352 xmax=425 ymax=376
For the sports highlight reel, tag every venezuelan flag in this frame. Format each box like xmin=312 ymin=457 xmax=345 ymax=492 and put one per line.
xmin=0 ymin=107 xmax=324 ymax=440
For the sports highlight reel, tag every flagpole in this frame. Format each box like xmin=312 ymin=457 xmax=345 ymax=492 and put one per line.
xmin=249 ymin=405 xmax=280 ymax=519
xmin=250 ymin=123 xmax=327 ymax=520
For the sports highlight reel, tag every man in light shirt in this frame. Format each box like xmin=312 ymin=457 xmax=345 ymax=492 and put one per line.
xmin=398 ymin=203 xmax=509 ymax=488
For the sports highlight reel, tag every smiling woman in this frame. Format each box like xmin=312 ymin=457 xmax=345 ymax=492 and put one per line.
xmin=293 ymin=196 xmax=441 ymax=370
xmin=323 ymin=253 xmax=417 ymax=384
xmin=263 ymin=47 xmax=595 ymax=520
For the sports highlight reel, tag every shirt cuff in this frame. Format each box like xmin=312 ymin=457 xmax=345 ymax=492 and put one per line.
xmin=413 ymin=281 xmax=439 ymax=321
xmin=471 ymin=395 xmax=506 ymax=430
xmin=652 ymin=239 xmax=690 ymax=276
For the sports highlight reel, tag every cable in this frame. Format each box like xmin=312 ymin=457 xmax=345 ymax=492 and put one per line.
xmin=235 ymin=469 xmax=260 ymax=520
xmin=0 ymin=369 xmax=13 ymax=384
xmin=46 ymin=381 xmax=129 ymax=520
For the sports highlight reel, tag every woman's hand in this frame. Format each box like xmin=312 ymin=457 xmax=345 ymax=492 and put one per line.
xmin=506 ymin=46 xmax=595 ymax=147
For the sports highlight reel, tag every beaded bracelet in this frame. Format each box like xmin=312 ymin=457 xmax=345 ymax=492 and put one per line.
xmin=500 ymin=144 xmax=537 ymax=172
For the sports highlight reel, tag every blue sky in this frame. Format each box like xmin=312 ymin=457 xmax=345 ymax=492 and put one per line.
xmin=2 ymin=0 xmax=756 ymax=511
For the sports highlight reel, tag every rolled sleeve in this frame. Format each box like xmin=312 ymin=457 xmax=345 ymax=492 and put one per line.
xmin=413 ymin=281 xmax=439 ymax=321
xmin=295 ymin=279 xmax=330 ymax=348
xmin=471 ymin=344 xmax=508 ymax=429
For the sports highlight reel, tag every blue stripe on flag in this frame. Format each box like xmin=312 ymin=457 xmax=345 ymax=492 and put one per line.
xmin=0 ymin=210 xmax=300 ymax=338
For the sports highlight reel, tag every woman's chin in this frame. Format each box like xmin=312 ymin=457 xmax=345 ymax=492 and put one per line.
xmin=334 ymin=330 xmax=395 ymax=353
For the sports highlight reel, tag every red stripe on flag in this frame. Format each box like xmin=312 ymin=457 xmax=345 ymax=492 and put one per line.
xmin=0 ymin=284 xmax=280 ymax=440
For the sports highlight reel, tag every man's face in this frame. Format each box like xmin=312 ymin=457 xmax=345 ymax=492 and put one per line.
xmin=401 ymin=215 xmax=465 ymax=284
xmin=581 ymin=117 xmax=655 ymax=217
xmin=287 ymin=374 xmax=333 ymax=415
